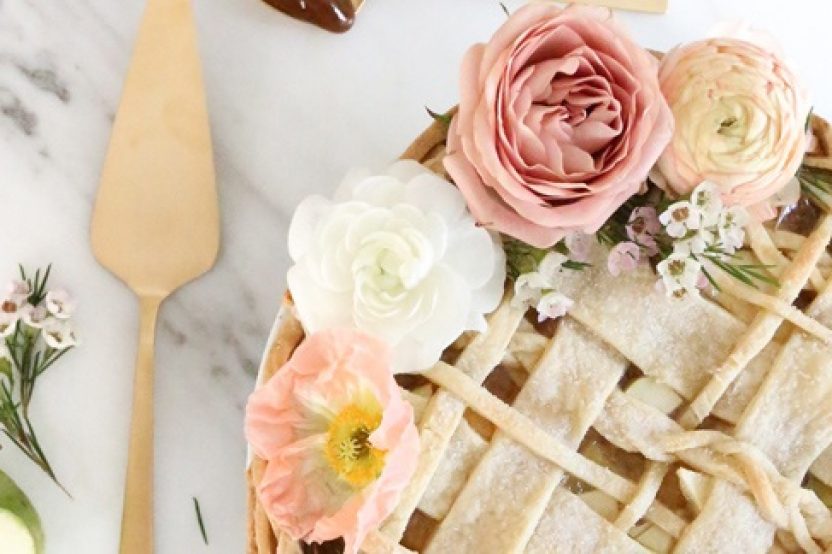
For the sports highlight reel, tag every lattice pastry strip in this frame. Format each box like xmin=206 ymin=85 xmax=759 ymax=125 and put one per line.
xmin=676 ymin=247 xmax=832 ymax=551
xmin=679 ymin=214 xmax=832 ymax=429
xmin=380 ymin=298 xmax=527 ymax=540
xmin=545 ymin=243 xmax=778 ymax=424
xmin=424 ymin=318 xmax=630 ymax=553
xmin=593 ymin=368 xmax=832 ymax=551
xmin=526 ymin=488 xmax=648 ymax=554
xmin=607 ymin=215 xmax=832 ymax=551
xmin=747 ymin=221 xmax=828 ymax=291
xmin=396 ymin=218 xmax=831 ymax=549
xmin=422 ymin=362 xmax=688 ymax=539
xmin=415 ymin=419 xmax=487 ymax=520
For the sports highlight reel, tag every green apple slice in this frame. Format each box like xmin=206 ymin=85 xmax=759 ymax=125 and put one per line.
xmin=0 ymin=471 xmax=44 ymax=554
xmin=0 ymin=510 xmax=36 ymax=554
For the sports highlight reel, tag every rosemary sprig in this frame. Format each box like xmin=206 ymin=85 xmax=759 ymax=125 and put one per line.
xmin=193 ymin=497 xmax=209 ymax=545
xmin=797 ymin=165 xmax=832 ymax=211
xmin=700 ymin=255 xmax=780 ymax=290
xmin=0 ymin=266 xmax=75 ymax=494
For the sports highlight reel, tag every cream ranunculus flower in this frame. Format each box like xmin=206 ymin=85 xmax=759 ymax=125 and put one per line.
xmin=657 ymin=25 xmax=811 ymax=217
xmin=287 ymin=161 xmax=506 ymax=373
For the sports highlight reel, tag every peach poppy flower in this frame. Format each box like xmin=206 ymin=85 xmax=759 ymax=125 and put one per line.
xmin=245 ymin=328 xmax=419 ymax=553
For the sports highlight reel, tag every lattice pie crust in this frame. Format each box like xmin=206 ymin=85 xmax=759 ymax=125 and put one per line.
xmin=247 ymin=114 xmax=832 ymax=553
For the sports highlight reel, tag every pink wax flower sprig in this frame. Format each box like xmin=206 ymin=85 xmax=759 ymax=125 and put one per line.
xmin=0 ymin=265 xmax=77 ymax=493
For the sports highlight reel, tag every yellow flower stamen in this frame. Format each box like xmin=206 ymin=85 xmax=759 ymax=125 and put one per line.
xmin=324 ymin=401 xmax=387 ymax=488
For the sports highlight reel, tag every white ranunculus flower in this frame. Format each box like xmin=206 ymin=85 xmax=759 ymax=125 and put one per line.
xmin=287 ymin=161 xmax=506 ymax=373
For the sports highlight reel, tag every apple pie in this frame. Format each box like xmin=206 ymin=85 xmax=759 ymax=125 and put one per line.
xmin=246 ymin=111 xmax=832 ymax=553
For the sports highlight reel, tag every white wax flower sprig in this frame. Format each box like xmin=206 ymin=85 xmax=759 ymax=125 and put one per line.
xmin=509 ymin=250 xmax=577 ymax=322
xmin=0 ymin=265 xmax=77 ymax=492
xmin=656 ymin=182 xmax=773 ymax=297
xmin=287 ymin=161 xmax=506 ymax=373
xmin=595 ymin=181 xmax=776 ymax=297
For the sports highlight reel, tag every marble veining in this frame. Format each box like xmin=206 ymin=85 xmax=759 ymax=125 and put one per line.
xmin=0 ymin=0 xmax=830 ymax=552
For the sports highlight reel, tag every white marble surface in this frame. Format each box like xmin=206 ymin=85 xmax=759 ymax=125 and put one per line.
xmin=0 ymin=0 xmax=831 ymax=552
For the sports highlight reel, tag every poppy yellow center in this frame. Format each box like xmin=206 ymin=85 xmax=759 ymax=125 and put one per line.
xmin=324 ymin=402 xmax=386 ymax=488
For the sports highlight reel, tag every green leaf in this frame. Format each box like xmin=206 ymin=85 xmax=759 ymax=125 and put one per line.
xmin=0 ymin=360 xmax=11 ymax=384
xmin=700 ymin=267 xmax=721 ymax=292
xmin=193 ymin=497 xmax=208 ymax=545
xmin=425 ymin=107 xmax=453 ymax=129
xmin=562 ymin=260 xmax=591 ymax=271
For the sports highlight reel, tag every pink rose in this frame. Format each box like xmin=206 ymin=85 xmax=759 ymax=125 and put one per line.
xmin=444 ymin=4 xmax=673 ymax=248
xmin=245 ymin=329 xmax=419 ymax=553
xmin=657 ymin=26 xmax=810 ymax=217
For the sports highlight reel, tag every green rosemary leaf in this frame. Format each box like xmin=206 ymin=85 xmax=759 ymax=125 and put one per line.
xmin=193 ymin=497 xmax=209 ymax=545
xmin=709 ymin=257 xmax=754 ymax=287
xmin=425 ymin=107 xmax=453 ymax=129
xmin=499 ymin=2 xmax=510 ymax=17
xmin=742 ymin=268 xmax=780 ymax=288
xmin=700 ymin=267 xmax=721 ymax=292
xmin=562 ymin=260 xmax=591 ymax=271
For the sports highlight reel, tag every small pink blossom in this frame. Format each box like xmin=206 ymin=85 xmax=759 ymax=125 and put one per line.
xmin=607 ymin=242 xmax=641 ymax=276
xmin=536 ymin=292 xmax=574 ymax=322
xmin=20 ymin=304 xmax=49 ymax=329
xmin=626 ymin=207 xmax=661 ymax=256
xmin=564 ymin=233 xmax=593 ymax=263
xmin=6 ymin=280 xmax=30 ymax=303
xmin=45 ymin=289 xmax=75 ymax=319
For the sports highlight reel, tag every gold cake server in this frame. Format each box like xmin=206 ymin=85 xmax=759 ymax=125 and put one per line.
xmin=90 ymin=0 xmax=218 ymax=551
